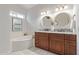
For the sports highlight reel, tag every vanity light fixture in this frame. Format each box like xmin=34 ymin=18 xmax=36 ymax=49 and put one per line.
xmin=41 ymin=10 xmax=50 ymax=15
xmin=47 ymin=10 xmax=50 ymax=14
xmin=10 ymin=11 xmax=25 ymax=19
xmin=56 ymin=8 xmax=59 ymax=11
xmin=55 ymin=5 xmax=68 ymax=11
xmin=41 ymin=12 xmax=43 ymax=15
xmin=41 ymin=12 xmax=46 ymax=15
xmin=60 ymin=7 xmax=63 ymax=10
xmin=44 ymin=12 xmax=46 ymax=15
xmin=64 ymin=5 xmax=68 ymax=9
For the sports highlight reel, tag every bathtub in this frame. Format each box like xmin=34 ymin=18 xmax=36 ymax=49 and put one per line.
xmin=11 ymin=35 xmax=33 ymax=52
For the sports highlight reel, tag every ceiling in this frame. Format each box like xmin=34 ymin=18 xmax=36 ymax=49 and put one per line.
xmin=20 ymin=4 xmax=73 ymax=10
xmin=20 ymin=4 xmax=37 ymax=9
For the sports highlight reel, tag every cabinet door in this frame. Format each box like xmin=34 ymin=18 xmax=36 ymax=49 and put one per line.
xmin=55 ymin=39 xmax=64 ymax=54
xmin=49 ymin=39 xmax=56 ymax=52
xmin=35 ymin=33 xmax=40 ymax=47
xmin=38 ymin=36 xmax=48 ymax=50
xmin=65 ymin=40 xmax=76 ymax=55
xmin=49 ymin=33 xmax=64 ymax=54
xmin=69 ymin=45 xmax=76 ymax=55
xmin=64 ymin=40 xmax=70 ymax=54
xmin=35 ymin=32 xmax=49 ymax=50
xmin=69 ymin=35 xmax=76 ymax=55
xmin=64 ymin=34 xmax=76 ymax=55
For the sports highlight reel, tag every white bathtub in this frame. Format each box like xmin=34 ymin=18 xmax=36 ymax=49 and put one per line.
xmin=11 ymin=35 xmax=33 ymax=52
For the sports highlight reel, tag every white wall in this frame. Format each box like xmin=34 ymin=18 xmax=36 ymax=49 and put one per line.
xmin=74 ymin=4 xmax=79 ymax=55
xmin=0 ymin=5 xmax=10 ymax=54
xmin=0 ymin=4 xmax=28 ymax=54
xmin=8 ymin=5 xmax=27 ymax=39
xmin=27 ymin=4 xmax=74 ymax=35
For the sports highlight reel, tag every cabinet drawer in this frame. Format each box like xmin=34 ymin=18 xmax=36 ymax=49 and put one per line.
xmin=69 ymin=41 xmax=76 ymax=46
xmin=64 ymin=40 xmax=69 ymax=49
xmin=49 ymin=40 xmax=55 ymax=50
xmin=69 ymin=35 xmax=76 ymax=41
xmin=35 ymin=43 xmax=39 ymax=47
xmin=35 ymin=32 xmax=48 ymax=37
xmin=64 ymin=46 xmax=76 ymax=55
xmin=49 ymin=33 xmax=64 ymax=39
xmin=65 ymin=40 xmax=76 ymax=47
xmin=64 ymin=34 xmax=70 ymax=39
xmin=35 ymin=36 xmax=39 ymax=39
xmin=64 ymin=34 xmax=76 ymax=41
xmin=69 ymin=46 xmax=76 ymax=55
xmin=38 ymin=36 xmax=48 ymax=39
xmin=64 ymin=40 xmax=76 ymax=55
xmin=35 ymin=40 xmax=39 ymax=43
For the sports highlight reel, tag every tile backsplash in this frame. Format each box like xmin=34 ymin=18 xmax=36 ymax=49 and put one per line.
xmin=54 ymin=29 xmax=73 ymax=32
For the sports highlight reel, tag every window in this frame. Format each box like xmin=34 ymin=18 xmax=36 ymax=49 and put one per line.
xmin=12 ymin=17 xmax=22 ymax=31
xmin=10 ymin=11 xmax=25 ymax=32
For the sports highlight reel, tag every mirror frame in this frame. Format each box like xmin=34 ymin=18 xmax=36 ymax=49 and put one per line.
xmin=54 ymin=12 xmax=71 ymax=27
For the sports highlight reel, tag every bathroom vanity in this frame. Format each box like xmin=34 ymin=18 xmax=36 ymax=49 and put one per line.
xmin=35 ymin=32 xmax=76 ymax=55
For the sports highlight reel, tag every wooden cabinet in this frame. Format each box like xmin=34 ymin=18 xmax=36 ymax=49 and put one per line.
xmin=49 ymin=33 xmax=64 ymax=54
xmin=35 ymin=32 xmax=49 ymax=50
xmin=35 ymin=32 xmax=76 ymax=55
xmin=64 ymin=34 xmax=76 ymax=55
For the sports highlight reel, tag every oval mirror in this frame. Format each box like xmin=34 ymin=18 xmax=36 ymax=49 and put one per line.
xmin=55 ymin=13 xmax=71 ymax=27
xmin=41 ymin=16 xmax=53 ymax=29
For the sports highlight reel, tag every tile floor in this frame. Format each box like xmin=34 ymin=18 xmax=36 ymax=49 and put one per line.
xmin=9 ymin=47 xmax=56 ymax=55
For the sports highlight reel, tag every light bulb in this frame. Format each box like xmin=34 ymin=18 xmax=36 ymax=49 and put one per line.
xmin=64 ymin=6 xmax=68 ymax=9
xmin=43 ymin=12 xmax=46 ymax=15
xmin=47 ymin=10 xmax=50 ymax=14
xmin=55 ymin=8 xmax=59 ymax=11
xmin=41 ymin=12 xmax=43 ymax=15
xmin=60 ymin=7 xmax=63 ymax=10
xmin=41 ymin=12 xmax=46 ymax=15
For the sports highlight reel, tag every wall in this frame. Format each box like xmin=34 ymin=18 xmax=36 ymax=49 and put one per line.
xmin=0 ymin=4 xmax=28 ymax=54
xmin=74 ymin=4 xmax=79 ymax=55
xmin=0 ymin=5 xmax=10 ymax=54
xmin=8 ymin=5 xmax=27 ymax=39
xmin=27 ymin=4 xmax=74 ymax=35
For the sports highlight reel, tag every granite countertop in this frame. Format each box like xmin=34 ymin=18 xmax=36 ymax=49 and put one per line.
xmin=36 ymin=31 xmax=76 ymax=35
